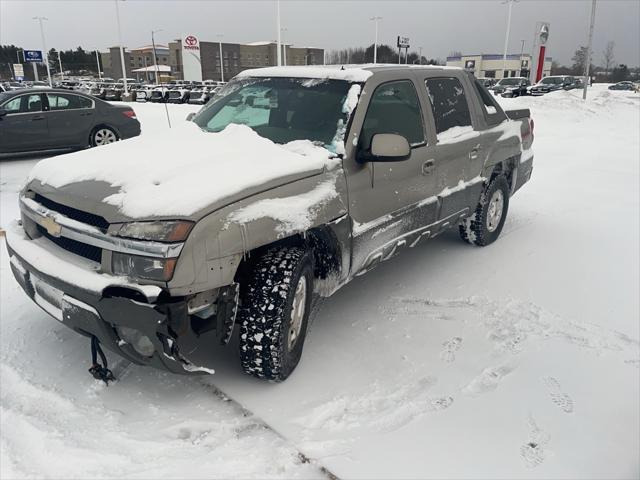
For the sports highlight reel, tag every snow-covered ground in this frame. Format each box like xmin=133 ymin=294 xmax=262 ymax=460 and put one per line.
xmin=1 ymin=85 xmax=638 ymax=479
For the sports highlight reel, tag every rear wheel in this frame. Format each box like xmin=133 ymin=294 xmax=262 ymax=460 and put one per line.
xmin=91 ymin=127 xmax=118 ymax=147
xmin=459 ymin=175 xmax=510 ymax=246
xmin=238 ymin=247 xmax=313 ymax=382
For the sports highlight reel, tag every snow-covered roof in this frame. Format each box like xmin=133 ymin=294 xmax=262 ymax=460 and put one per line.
xmin=237 ymin=64 xmax=461 ymax=82
xmin=132 ymin=65 xmax=171 ymax=73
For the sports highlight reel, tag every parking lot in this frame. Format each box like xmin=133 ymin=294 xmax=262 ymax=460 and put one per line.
xmin=0 ymin=84 xmax=638 ymax=478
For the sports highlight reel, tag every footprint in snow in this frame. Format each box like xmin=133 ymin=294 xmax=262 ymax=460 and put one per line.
xmin=520 ymin=415 xmax=550 ymax=468
xmin=440 ymin=336 xmax=463 ymax=363
xmin=462 ymin=365 xmax=513 ymax=396
xmin=542 ymin=376 xmax=574 ymax=413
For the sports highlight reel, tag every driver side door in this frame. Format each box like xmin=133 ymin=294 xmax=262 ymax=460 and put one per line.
xmin=0 ymin=93 xmax=49 ymax=154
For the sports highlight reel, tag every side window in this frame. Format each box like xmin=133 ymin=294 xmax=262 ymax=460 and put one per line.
xmin=425 ymin=77 xmax=472 ymax=134
xmin=361 ymin=80 xmax=425 ymax=149
xmin=47 ymin=93 xmax=93 ymax=110
xmin=472 ymin=79 xmax=501 ymax=116
xmin=2 ymin=95 xmax=42 ymax=114
xmin=2 ymin=96 xmax=23 ymax=113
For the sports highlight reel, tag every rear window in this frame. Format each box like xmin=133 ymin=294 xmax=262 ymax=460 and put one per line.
xmin=425 ymin=77 xmax=472 ymax=134
xmin=472 ymin=79 xmax=503 ymax=118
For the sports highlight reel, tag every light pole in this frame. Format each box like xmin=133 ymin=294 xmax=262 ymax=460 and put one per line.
xmin=418 ymin=46 xmax=423 ymax=65
xmin=33 ymin=16 xmax=52 ymax=86
xmin=280 ymin=28 xmax=288 ymax=66
xmin=519 ymin=39 xmax=525 ymax=75
xmin=583 ymin=0 xmax=597 ymax=100
xmin=370 ymin=16 xmax=382 ymax=64
xmin=217 ymin=34 xmax=224 ymax=82
xmin=276 ymin=0 xmax=282 ymax=66
xmin=501 ymin=0 xmax=517 ymax=78
xmin=152 ymin=29 xmax=163 ymax=84
xmin=114 ymin=0 xmax=128 ymax=95
xmin=58 ymin=50 xmax=64 ymax=81
xmin=95 ymin=49 xmax=102 ymax=79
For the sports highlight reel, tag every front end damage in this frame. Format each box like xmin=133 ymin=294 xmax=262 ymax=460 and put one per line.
xmin=6 ymin=219 xmax=237 ymax=376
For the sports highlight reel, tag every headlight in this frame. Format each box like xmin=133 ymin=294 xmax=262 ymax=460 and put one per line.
xmin=112 ymin=252 xmax=177 ymax=281
xmin=116 ymin=220 xmax=194 ymax=242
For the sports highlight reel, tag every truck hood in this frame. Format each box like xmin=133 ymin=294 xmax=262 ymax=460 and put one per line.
xmin=26 ymin=123 xmax=338 ymax=223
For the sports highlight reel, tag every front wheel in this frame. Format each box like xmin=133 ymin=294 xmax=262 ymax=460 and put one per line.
xmin=91 ymin=127 xmax=118 ymax=147
xmin=459 ymin=175 xmax=510 ymax=246
xmin=238 ymin=247 xmax=314 ymax=382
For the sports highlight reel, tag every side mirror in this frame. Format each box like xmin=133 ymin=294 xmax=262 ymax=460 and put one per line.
xmin=370 ymin=133 xmax=411 ymax=161
xmin=186 ymin=112 xmax=196 ymax=122
xmin=0 ymin=108 xmax=7 ymax=118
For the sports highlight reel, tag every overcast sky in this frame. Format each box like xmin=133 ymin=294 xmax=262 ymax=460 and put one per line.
xmin=1 ymin=0 xmax=639 ymax=66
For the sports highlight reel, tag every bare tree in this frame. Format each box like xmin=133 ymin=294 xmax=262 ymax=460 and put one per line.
xmin=602 ymin=41 xmax=615 ymax=74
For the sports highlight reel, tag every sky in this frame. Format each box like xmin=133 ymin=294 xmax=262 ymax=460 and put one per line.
xmin=1 ymin=0 xmax=639 ymax=67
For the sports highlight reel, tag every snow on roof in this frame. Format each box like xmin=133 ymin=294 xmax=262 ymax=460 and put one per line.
xmin=132 ymin=65 xmax=171 ymax=73
xmin=237 ymin=65 xmax=373 ymax=82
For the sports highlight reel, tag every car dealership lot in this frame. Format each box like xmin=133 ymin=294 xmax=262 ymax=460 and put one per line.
xmin=1 ymin=86 xmax=639 ymax=478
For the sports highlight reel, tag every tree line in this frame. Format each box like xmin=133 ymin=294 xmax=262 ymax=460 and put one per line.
xmin=551 ymin=42 xmax=633 ymax=82
xmin=326 ymin=43 xmax=442 ymax=66
xmin=0 ymin=44 xmax=101 ymax=80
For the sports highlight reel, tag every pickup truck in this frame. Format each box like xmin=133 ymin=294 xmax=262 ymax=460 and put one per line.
xmin=6 ymin=65 xmax=534 ymax=382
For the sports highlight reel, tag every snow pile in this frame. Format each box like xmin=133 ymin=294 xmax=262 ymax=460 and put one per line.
xmin=437 ymin=125 xmax=479 ymax=144
xmin=28 ymin=123 xmax=336 ymax=218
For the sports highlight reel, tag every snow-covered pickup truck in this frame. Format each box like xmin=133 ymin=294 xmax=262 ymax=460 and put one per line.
xmin=6 ymin=65 xmax=534 ymax=382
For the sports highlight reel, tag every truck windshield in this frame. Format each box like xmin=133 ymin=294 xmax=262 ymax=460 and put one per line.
xmin=498 ymin=78 xmax=521 ymax=86
xmin=540 ymin=77 xmax=564 ymax=85
xmin=193 ymin=77 xmax=354 ymax=152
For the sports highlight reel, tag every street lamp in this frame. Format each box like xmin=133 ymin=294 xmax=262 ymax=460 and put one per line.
xmin=217 ymin=34 xmax=225 ymax=82
xmin=370 ymin=16 xmax=382 ymax=64
xmin=114 ymin=0 xmax=128 ymax=95
xmin=501 ymin=0 xmax=518 ymax=78
xmin=280 ymin=27 xmax=288 ymax=66
xmin=33 ymin=16 xmax=52 ymax=86
xmin=276 ymin=0 xmax=282 ymax=66
xmin=151 ymin=29 xmax=163 ymax=85
xmin=583 ymin=0 xmax=597 ymax=100
xmin=95 ymin=49 xmax=102 ymax=79
xmin=418 ymin=46 xmax=423 ymax=65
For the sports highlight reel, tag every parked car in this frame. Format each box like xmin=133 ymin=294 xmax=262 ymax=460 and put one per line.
xmin=134 ymin=85 xmax=155 ymax=102
xmin=5 ymin=81 xmax=26 ymax=91
xmin=167 ymin=88 xmax=191 ymax=103
xmin=5 ymin=66 xmax=534 ymax=383
xmin=0 ymin=89 xmax=140 ymax=155
xmin=104 ymin=85 xmax=124 ymax=101
xmin=530 ymin=76 xmax=579 ymax=95
xmin=58 ymin=80 xmax=80 ymax=90
xmin=477 ymin=78 xmax=496 ymax=88
xmin=188 ymin=87 xmax=212 ymax=105
xmin=493 ymin=77 xmax=530 ymax=97
xmin=608 ymin=81 xmax=637 ymax=91
xmin=149 ymin=86 xmax=169 ymax=102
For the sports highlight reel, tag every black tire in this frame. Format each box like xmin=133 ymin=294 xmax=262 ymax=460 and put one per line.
xmin=459 ymin=175 xmax=510 ymax=246
xmin=90 ymin=126 xmax=118 ymax=147
xmin=238 ymin=247 xmax=314 ymax=381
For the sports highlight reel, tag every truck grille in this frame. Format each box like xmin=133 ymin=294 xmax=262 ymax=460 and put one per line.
xmin=36 ymin=225 xmax=102 ymax=263
xmin=34 ymin=193 xmax=109 ymax=232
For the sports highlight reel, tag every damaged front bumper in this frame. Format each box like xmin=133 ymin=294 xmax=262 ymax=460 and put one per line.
xmin=5 ymin=221 xmax=237 ymax=375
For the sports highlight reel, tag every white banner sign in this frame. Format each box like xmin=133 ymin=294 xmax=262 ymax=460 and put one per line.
xmin=13 ymin=64 xmax=24 ymax=78
xmin=182 ymin=33 xmax=202 ymax=82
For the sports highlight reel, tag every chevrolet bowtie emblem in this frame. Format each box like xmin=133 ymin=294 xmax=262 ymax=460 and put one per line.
xmin=41 ymin=216 xmax=62 ymax=237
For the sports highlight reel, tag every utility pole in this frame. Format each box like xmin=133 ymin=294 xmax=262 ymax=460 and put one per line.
xmin=583 ymin=0 xmax=597 ymax=100
xmin=419 ymin=46 xmax=423 ymax=65
xmin=280 ymin=28 xmax=287 ymax=66
xmin=519 ymin=39 xmax=525 ymax=75
xmin=217 ymin=34 xmax=224 ymax=82
xmin=95 ymin=49 xmax=102 ymax=79
xmin=501 ymin=0 xmax=517 ymax=78
xmin=152 ymin=29 xmax=162 ymax=84
xmin=33 ymin=16 xmax=52 ymax=86
xmin=370 ymin=16 xmax=382 ymax=64
xmin=58 ymin=50 xmax=64 ymax=81
xmin=276 ymin=0 xmax=282 ymax=66
xmin=114 ymin=0 xmax=128 ymax=95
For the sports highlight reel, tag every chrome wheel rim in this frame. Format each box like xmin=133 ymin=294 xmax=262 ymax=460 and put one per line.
xmin=288 ymin=276 xmax=307 ymax=352
xmin=486 ymin=190 xmax=504 ymax=232
xmin=94 ymin=129 xmax=117 ymax=145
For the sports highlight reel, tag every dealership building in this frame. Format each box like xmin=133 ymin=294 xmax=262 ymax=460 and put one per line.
xmin=101 ymin=38 xmax=324 ymax=83
xmin=446 ymin=53 xmax=552 ymax=80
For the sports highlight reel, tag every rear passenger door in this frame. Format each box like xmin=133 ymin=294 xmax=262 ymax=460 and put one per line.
xmin=423 ymin=74 xmax=486 ymax=220
xmin=0 ymin=93 xmax=49 ymax=153
xmin=45 ymin=93 xmax=95 ymax=148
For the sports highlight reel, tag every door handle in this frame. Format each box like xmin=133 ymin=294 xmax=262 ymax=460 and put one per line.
xmin=31 ymin=116 xmax=45 ymax=121
xmin=469 ymin=144 xmax=482 ymax=160
xmin=422 ymin=159 xmax=435 ymax=175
